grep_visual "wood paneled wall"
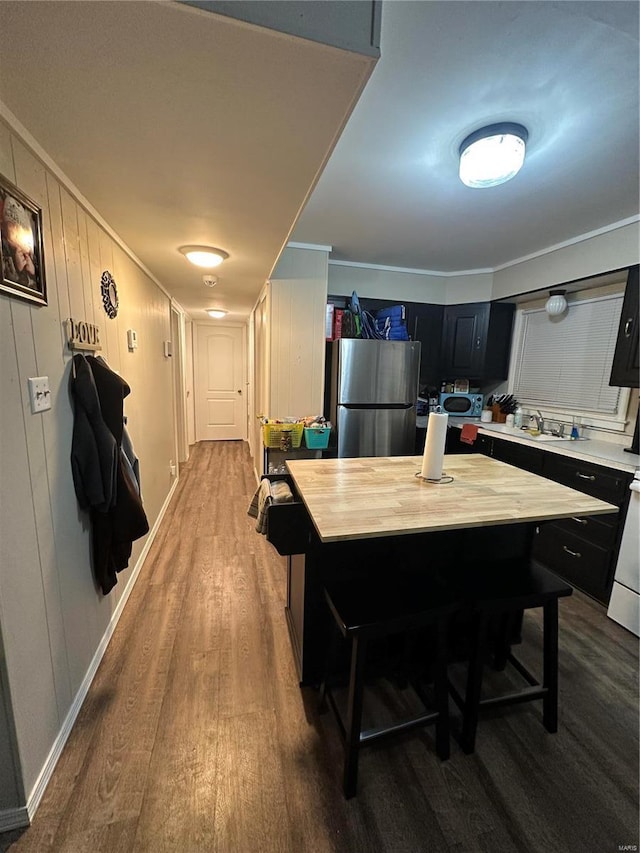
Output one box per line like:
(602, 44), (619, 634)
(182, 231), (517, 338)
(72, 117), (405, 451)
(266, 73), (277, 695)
(269, 246), (328, 420)
(0, 118), (176, 820)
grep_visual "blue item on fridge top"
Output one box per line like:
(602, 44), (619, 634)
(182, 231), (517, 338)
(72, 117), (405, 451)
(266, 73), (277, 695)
(374, 305), (409, 340)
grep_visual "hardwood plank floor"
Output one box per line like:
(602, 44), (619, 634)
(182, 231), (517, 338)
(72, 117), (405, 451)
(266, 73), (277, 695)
(4, 441), (638, 852)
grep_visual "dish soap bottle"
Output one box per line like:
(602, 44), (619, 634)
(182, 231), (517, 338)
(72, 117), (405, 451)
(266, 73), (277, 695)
(513, 406), (523, 429)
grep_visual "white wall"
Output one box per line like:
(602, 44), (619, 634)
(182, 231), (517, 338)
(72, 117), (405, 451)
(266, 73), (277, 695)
(269, 246), (329, 418)
(0, 116), (176, 824)
(328, 262), (494, 304)
(327, 221), (640, 308)
(491, 221), (640, 300)
(328, 262), (448, 303)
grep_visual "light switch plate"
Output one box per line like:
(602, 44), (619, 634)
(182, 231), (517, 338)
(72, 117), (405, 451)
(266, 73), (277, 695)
(28, 376), (51, 413)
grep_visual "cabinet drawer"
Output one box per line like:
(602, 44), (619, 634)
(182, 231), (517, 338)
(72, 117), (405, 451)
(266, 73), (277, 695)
(267, 501), (312, 556)
(532, 523), (612, 603)
(553, 511), (619, 548)
(542, 455), (631, 505)
(260, 475), (312, 556)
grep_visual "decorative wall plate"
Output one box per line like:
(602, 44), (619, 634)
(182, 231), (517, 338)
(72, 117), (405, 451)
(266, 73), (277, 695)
(100, 270), (119, 318)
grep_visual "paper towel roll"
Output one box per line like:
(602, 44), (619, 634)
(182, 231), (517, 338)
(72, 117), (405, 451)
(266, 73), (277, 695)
(420, 412), (448, 480)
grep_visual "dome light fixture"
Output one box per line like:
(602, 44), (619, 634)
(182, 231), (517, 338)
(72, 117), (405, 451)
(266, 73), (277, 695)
(206, 309), (227, 319)
(545, 290), (568, 316)
(179, 245), (229, 268)
(459, 122), (528, 188)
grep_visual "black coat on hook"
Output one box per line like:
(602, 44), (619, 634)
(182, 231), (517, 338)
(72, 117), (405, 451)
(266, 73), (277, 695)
(70, 354), (149, 595)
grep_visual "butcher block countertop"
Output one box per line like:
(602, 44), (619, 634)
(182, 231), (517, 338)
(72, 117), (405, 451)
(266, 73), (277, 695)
(286, 453), (617, 543)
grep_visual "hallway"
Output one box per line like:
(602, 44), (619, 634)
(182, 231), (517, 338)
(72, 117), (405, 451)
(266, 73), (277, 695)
(3, 441), (638, 852)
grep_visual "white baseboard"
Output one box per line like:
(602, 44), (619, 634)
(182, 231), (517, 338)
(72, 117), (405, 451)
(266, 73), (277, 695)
(17, 477), (180, 828)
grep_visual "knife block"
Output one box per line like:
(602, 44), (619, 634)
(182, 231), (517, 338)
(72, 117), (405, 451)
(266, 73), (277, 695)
(491, 405), (507, 423)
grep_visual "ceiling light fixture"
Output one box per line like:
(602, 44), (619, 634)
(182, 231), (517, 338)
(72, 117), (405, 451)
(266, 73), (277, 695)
(179, 245), (229, 268)
(206, 309), (227, 319)
(459, 122), (528, 188)
(545, 290), (568, 316)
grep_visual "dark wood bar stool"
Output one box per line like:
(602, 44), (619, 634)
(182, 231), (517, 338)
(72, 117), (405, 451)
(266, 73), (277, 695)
(449, 560), (573, 755)
(319, 572), (459, 798)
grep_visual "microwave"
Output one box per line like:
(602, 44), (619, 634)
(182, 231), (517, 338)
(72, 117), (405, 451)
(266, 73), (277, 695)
(439, 392), (483, 417)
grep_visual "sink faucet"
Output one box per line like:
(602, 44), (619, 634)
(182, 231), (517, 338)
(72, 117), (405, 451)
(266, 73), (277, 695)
(531, 411), (545, 433)
(548, 420), (565, 437)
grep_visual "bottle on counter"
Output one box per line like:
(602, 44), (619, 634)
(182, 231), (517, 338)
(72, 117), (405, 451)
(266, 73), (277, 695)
(514, 406), (524, 429)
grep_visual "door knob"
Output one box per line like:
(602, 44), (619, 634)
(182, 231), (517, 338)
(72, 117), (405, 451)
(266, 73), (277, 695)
(237, 389), (242, 395)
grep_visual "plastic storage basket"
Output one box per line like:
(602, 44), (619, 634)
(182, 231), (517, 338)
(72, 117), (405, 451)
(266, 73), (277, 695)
(304, 426), (331, 449)
(262, 422), (304, 449)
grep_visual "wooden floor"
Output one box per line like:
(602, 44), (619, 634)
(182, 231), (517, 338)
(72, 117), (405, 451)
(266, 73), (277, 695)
(3, 441), (638, 853)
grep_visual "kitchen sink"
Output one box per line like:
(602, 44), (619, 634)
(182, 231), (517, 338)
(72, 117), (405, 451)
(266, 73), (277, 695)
(479, 423), (588, 442)
(521, 432), (588, 442)
(522, 433), (571, 442)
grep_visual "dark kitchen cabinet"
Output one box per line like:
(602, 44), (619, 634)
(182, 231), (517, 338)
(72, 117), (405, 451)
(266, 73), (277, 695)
(609, 265), (639, 388)
(445, 425), (493, 455)
(330, 295), (444, 389)
(531, 454), (632, 605)
(412, 306), (444, 387)
(441, 301), (515, 380)
(447, 425), (632, 604)
(491, 436), (544, 476)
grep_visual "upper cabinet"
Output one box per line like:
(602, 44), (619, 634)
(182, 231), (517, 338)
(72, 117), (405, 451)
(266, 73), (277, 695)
(609, 265), (639, 388)
(441, 302), (515, 380)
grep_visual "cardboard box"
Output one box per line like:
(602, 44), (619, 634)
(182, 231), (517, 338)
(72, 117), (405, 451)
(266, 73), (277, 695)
(325, 303), (334, 340)
(333, 308), (344, 340)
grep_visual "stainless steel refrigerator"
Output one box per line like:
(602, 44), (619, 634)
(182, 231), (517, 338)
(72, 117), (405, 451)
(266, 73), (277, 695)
(329, 339), (421, 457)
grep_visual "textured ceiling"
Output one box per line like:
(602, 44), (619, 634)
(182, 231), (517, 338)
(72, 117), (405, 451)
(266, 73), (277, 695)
(0, 1), (374, 319)
(293, 1), (640, 274)
(0, 1), (637, 321)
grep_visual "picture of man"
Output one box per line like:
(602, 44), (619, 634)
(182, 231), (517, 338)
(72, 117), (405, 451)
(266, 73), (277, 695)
(0, 188), (38, 290)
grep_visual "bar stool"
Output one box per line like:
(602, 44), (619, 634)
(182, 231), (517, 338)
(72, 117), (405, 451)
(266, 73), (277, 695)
(319, 571), (459, 798)
(449, 560), (573, 755)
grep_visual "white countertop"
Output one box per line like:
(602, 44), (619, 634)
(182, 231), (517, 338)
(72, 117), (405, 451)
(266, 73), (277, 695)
(448, 417), (639, 474)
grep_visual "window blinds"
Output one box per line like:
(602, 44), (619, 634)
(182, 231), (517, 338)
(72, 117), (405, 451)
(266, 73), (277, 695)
(512, 294), (623, 413)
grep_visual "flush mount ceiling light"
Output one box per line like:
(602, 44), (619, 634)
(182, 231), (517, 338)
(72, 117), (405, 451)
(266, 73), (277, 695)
(206, 309), (227, 319)
(545, 290), (568, 316)
(179, 245), (229, 268)
(459, 122), (528, 188)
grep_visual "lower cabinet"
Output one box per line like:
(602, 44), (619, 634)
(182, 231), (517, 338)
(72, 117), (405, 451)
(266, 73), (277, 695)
(531, 454), (631, 606)
(491, 436), (544, 475)
(286, 554), (306, 679)
(447, 426), (632, 605)
(533, 518), (617, 604)
(445, 426), (493, 455)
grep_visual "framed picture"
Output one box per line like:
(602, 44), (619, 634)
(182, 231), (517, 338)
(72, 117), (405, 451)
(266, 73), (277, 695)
(0, 174), (47, 306)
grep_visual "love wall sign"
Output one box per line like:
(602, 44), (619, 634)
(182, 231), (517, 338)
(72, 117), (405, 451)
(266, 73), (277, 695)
(65, 318), (102, 351)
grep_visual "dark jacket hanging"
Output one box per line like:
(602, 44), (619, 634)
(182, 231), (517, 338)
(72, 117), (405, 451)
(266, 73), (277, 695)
(70, 354), (149, 595)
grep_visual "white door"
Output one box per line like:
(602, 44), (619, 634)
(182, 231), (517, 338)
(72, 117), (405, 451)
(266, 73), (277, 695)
(195, 324), (246, 441)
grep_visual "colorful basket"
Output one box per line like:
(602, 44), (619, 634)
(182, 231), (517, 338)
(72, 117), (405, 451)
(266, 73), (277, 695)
(304, 426), (331, 449)
(262, 422), (304, 449)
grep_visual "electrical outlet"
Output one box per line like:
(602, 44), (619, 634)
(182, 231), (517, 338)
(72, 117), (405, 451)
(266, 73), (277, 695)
(28, 377), (51, 413)
(169, 461), (177, 477)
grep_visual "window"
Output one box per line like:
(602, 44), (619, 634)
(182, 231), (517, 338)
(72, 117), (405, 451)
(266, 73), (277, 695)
(510, 292), (628, 429)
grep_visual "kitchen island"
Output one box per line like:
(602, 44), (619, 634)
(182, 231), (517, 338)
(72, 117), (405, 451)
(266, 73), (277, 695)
(278, 454), (616, 683)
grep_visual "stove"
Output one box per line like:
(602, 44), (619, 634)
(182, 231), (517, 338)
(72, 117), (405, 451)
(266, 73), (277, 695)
(607, 470), (640, 636)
